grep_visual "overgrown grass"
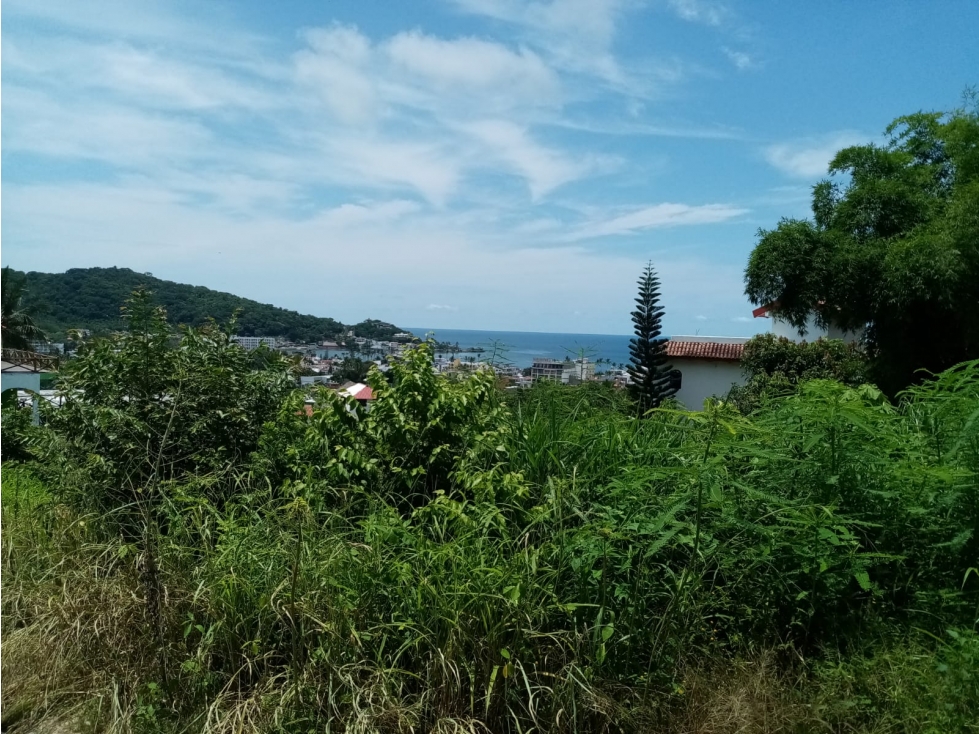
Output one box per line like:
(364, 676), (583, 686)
(3, 347), (978, 733)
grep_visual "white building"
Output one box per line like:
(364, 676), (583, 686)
(666, 336), (748, 410)
(562, 358), (596, 384)
(232, 336), (277, 350)
(752, 304), (863, 343)
(300, 375), (333, 386)
(2, 349), (59, 424)
(530, 357), (565, 382)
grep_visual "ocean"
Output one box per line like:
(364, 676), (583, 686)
(405, 328), (636, 369)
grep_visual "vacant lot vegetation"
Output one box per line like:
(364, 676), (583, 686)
(3, 302), (978, 733)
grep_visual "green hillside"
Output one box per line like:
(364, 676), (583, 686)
(11, 267), (399, 343)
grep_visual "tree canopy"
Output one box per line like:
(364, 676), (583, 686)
(1, 266), (45, 350)
(745, 99), (979, 394)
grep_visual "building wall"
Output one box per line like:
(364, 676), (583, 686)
(530, 360), (565, 381)
(232, 336), (277, 349)
(300, 375), (333, 386)
(770, 315), (862, 343)
(562, 359), (596, 384)
(1, 372), (42, 393)
(673, 358), (745, 410)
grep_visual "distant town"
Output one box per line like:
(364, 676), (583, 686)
(13, 303), (853, 417)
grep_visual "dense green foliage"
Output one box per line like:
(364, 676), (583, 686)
(3, 299), (978, 732)
(347, 318), (405, 341)
(627, 263), (675, 413)
(745, 102), (979, 394)
(1, 266), (45, 349)
(729, 333), (869, 413)
(34, 290), (296, 524)
(7, 266), (403, 343)
(332, 355), (372, 383)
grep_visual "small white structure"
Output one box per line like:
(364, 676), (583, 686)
(231, 336), (277, 350)
(2, 349), (58, 424)
(562, 358), (596, 384)
(666, 336), (747, 410)
(300, 375), (333, 386)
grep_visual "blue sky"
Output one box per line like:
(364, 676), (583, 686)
(2, 0), (976, 335)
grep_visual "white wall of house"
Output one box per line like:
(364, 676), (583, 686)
(1, 372), (41, 393)
(672, 358), (744, 410)
(769, 315), (862, 343)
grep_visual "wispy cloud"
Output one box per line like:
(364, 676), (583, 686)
(426, 304), (459, 311)
(571, 203), (748, 240)
(667, 0), (729, 27)
(765, 132), (867, 179)
(447, 0), (677, 96)
(723, 47), (753, 71)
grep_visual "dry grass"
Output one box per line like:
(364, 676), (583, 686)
(672, 653), (806, 734)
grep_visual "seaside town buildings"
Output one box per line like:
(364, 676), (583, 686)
(232, 335), (278, 350)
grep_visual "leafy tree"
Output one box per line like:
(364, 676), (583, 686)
(349, 319), (401, 340)
(1, 266), (45, 349)
(34, 289), (295, 522)
(334, 356), (371, 383)
(627, 262), (676, 413)
(729, 333), (869, 413)
(745, 100), (979, 394)
(255, 342), (506, 508)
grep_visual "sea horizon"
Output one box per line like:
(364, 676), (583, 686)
(405, 327), (639, 369)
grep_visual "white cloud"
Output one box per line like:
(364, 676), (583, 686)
(295, 25), (379, 125)
(2, 85), (216, 168)
(426, 304), (459, 311)
(572, 202), (748, 239)
(731, 316), (752, 323)
(765, 132), (867, 179)
(447, 0), (651, 94)
(449, 0), (622, 52)
(316, 135), (462, 206)
(667, 0), (728, 26)
(696, 314), (708, 321)
(462, 119), (590, 198)
(723, 47), (753, 71)
(384, 31), (561, 109)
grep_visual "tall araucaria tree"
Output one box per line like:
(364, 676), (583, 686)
(627, 262), (676, 414)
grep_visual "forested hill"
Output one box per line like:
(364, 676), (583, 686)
(12, 267), (399, 342)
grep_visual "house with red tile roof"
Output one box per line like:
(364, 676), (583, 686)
(665, 336), (747, 410)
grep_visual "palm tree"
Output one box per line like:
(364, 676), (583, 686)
(1, 267), (45, 350)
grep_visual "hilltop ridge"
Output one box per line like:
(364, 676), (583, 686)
(9, 266), (401, 342)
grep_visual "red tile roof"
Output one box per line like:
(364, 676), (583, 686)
(349, 384), (374, 401)
(666, 341), (744, 361)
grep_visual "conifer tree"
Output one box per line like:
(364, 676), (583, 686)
(627, 263), (675, 413)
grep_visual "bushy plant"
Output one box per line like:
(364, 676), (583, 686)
(4, 329), (978, 733)
(33, 289), (295, 520)
(729, 333), (869, 413)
